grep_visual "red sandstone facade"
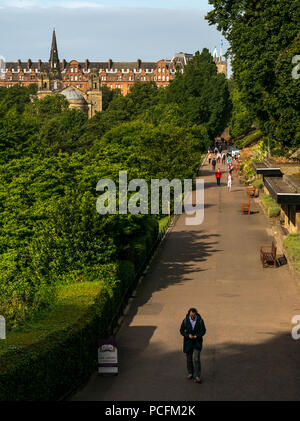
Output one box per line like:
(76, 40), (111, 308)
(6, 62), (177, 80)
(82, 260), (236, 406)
(0, 31), (227, 96)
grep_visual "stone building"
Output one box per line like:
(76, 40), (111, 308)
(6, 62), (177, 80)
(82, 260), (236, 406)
(0, 31), (228, 117)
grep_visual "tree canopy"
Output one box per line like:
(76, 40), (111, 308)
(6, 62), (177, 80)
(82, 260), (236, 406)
(206, 0), (300, 148)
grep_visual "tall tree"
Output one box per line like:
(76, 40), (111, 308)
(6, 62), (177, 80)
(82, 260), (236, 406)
(206, 0), (300, 147)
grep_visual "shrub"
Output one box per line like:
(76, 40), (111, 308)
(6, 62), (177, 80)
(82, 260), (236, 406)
(235, 130), (263, 149)
(252, 178), (264, 190)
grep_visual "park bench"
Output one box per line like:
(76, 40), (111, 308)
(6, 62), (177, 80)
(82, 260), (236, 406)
(241, 201), (251, 214)
(260, 241), (277, 268)
(247, 186), (257, 198)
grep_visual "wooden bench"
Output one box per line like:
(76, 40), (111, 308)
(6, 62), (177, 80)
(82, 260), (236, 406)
(260, 241), (277, 268)
(241, 201), (251, 214)
(247, 186), (256, 198)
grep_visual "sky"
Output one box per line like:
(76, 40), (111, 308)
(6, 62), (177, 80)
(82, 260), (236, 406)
(0, 0), (229, 64)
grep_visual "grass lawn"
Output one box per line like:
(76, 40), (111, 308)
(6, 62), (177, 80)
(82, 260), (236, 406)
(261, 194), (281, 218)
(283, 234), (300, 273)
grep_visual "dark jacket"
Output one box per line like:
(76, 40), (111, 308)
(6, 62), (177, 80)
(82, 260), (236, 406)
(180, 313), (206, 353)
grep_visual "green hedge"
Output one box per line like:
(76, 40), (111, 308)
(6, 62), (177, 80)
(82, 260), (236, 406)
(261, 194), (281, 218)
(235, 130), (263, 149)
(283, 234), (300, 273)
(0, 281), (118, 401)
(124, 216), (159, 273)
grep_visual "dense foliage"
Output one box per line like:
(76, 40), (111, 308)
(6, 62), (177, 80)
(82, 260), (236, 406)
(207, 0), (300, 149)
(0, 49), (231, 329)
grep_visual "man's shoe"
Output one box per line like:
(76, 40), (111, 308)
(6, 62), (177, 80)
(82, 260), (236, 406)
(194, 377), (202, 383)
(187, 374), (193, 380)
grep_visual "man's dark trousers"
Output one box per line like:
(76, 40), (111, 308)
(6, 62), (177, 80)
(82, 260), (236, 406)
(186, 348), (201, 378)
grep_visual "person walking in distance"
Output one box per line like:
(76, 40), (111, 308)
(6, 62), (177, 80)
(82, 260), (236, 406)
(208, 152), (212, 165)
(212, 157), (217, 171)
(180, 308), (206, 383)
(227, 173), (232, 192)
(215, 168), (222, 186)
(217, 152), (222, 164)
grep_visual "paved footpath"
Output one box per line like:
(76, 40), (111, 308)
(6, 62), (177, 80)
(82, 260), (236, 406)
(73, 160), (300, 401)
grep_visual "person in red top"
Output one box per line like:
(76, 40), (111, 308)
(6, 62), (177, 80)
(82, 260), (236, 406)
(215, 168), (222, 186)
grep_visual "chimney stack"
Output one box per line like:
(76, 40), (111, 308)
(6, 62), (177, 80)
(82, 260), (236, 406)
(38, 59), (42, 70)
(27, 59), (32, 71)
(108, 59), (113, 71)
(85, 59), (89, 72)
(61, 59), (66, 71)
(137, 59), (142, 71)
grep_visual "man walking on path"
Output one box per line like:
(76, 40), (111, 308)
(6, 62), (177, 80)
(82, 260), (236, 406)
(180, 308), (206, 383)
(215, 168), (222, 186)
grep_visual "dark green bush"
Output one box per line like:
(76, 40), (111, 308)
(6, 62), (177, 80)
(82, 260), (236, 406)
(0, 281), (116, 401)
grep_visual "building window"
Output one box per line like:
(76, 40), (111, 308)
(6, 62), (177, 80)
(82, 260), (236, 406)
(71, 76), (73, 81)
(158, 75), (161, 81)
(162, 68), (165, 73)
(75, 76), (78, 81)
(162, 75), (165, 81)
(166, 76), (169, 81)
(71, 68), (74, 73)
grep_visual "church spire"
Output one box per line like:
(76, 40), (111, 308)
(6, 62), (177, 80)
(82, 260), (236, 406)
(49, 29), (60, 70)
